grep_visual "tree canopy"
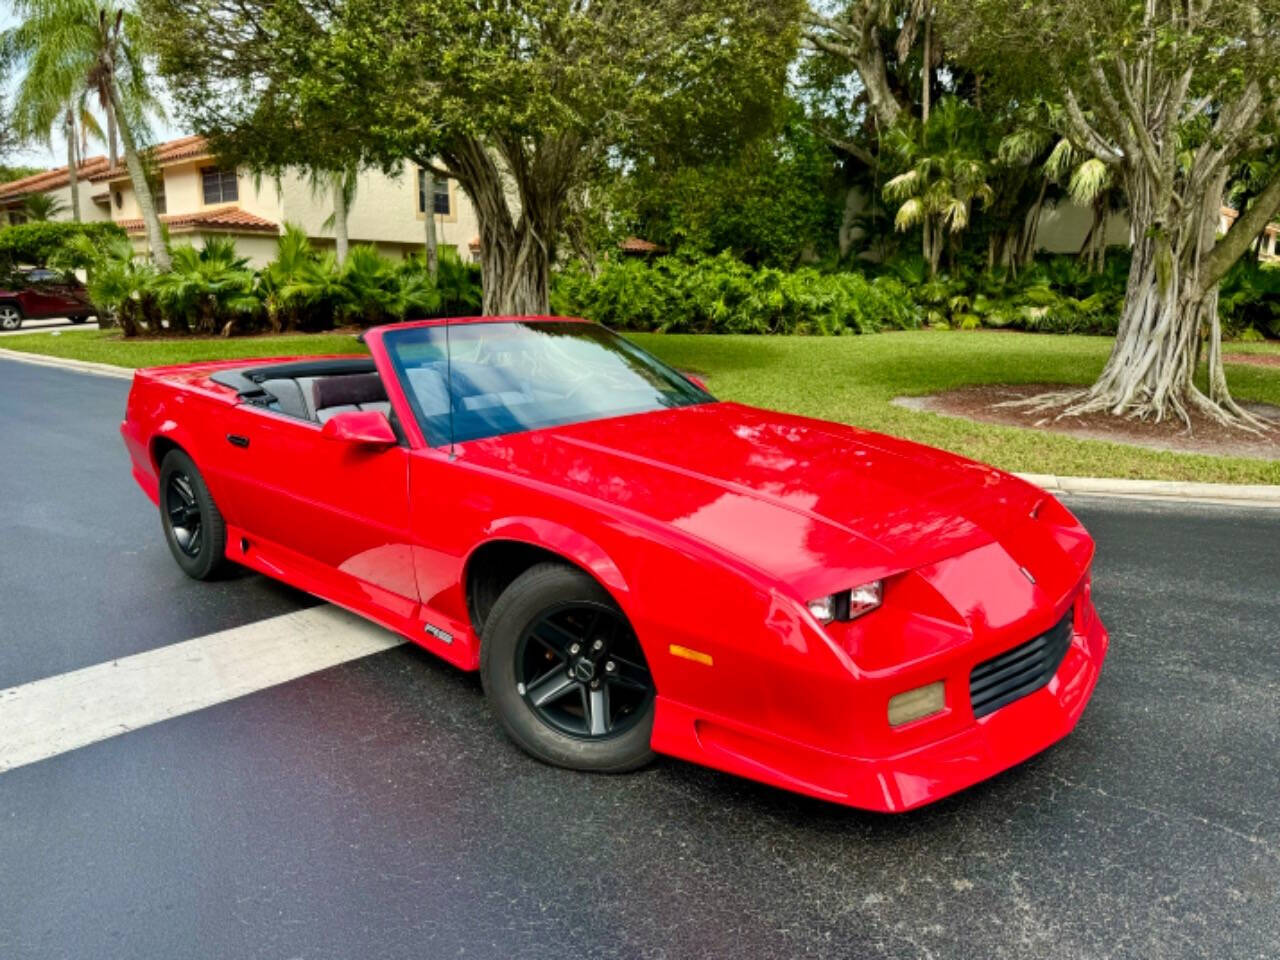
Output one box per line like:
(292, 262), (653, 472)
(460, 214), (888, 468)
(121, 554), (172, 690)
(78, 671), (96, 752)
(144, 0), (801, 313)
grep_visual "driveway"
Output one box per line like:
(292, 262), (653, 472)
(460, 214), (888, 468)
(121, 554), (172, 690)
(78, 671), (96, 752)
(0, 357), (1276, 960)
(0, 316), (99, 337)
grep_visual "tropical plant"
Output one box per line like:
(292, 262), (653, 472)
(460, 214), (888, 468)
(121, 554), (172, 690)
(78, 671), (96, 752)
(20, 192), (69, 222)
(50, 229), (157, 334)
(259, 223), (322, 331)
(883, 99), (995, 277)
(9, 0), (170, 269)
(429, 248), (483, 316)
(1218, 259), (1280, 340)
(552, 251), (920, 335)
(9, 78), (102, 223)
(150, 237), (259, 334)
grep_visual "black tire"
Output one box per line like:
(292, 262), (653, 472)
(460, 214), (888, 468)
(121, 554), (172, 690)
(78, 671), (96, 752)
(480, 562), (656, 773)
(69, 315), (89, 324)
(158, 449), (229, 580)
(0, 302), (23, 331)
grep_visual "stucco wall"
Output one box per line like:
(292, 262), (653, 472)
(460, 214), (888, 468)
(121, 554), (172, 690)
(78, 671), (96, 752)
(1033, 203), (1130, 254)
(1, 182), (112, 224)
(278, 165), (480, 258)
(130, 230), (281, 267)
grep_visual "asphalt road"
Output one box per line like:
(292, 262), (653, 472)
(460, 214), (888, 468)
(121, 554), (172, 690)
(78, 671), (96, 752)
(1, 356), (1277, 959)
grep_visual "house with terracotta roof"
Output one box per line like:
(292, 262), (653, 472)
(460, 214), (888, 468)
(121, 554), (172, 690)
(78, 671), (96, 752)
(0, 134), (481, 267)
(1220, 205), (1280, 261)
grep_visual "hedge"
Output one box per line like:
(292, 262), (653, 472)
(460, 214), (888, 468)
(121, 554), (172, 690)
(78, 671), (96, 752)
(0, 221), (130, 269)
(551, 252), (921, 335)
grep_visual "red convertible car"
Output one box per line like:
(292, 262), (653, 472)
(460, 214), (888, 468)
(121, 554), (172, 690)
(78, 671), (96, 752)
(121, 316), (1108, 812)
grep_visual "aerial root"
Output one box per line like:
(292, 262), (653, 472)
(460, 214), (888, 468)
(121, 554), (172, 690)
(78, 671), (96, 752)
(996, 387), (1274, 436)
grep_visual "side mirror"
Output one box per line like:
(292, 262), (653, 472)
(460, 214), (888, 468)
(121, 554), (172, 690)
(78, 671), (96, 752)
(320, 410), (398, 447)
(681, 371), (710, 392)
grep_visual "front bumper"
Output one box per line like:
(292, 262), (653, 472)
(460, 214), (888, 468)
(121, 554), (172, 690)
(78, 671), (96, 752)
(650, 595), (1109, 812)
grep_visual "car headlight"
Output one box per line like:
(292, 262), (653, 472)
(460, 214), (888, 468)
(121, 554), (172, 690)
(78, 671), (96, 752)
(807, 580), (883, 624)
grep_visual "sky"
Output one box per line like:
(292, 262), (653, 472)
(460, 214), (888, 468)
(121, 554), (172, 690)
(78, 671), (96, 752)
(2, 5), (187, 170)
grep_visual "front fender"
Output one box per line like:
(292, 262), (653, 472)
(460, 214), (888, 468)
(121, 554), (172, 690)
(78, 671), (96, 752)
(479, 516), (632, 600)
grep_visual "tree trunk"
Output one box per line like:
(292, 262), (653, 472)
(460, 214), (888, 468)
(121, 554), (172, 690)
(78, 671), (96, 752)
(106, 100), (119, 169)
(1019, 179), (1048, 267)
(1035, 168), (1254, 428)
(422, 167), (438, 277)
(477, 215), (551, 315)
(445, 138), (552, 315)
(924, 218), (942, 277)
(109, 79), (170, 271)
(65, 108), (81, 223)
(921, 12), (932, 126)
(332, 171), (349, 265)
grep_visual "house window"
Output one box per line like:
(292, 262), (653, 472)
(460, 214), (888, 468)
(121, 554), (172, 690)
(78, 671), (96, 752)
(201, 167), (238, 205)
(417, 169), (451, 216)
(154, 186), (166, 215)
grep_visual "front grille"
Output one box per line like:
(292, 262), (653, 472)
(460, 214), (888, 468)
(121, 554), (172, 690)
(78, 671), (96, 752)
(969, 608), (1074, 718)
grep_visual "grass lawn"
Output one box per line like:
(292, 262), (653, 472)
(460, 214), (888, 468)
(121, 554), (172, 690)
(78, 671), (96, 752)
(4, 327), (1278, 484)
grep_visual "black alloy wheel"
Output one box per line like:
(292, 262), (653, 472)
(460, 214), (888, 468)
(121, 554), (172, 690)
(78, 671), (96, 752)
(480, 563), (657, 773)
(158, 449), (229, 580)
(166, 472), (204, 558)
(515, 603), (654, 740)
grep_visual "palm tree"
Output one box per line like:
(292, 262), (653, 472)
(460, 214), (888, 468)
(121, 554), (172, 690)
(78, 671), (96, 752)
(11, 87), (99, 222)
(21, 192), (69, 221)
(421, 166), (439, 277)
(307, 165), (358, 265)
(8, 0), (170, 270)
(883, 98), (994, 276)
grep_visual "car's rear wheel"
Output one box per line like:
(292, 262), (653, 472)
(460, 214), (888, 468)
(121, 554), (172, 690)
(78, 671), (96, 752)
(480, 563), (656, 772)
(0, 304), (23, 331)
(69, 315), (89, 324)
(159, 449), (229, 580)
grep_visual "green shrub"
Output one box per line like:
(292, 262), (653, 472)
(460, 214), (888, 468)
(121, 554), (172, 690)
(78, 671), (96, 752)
(552, 251), (920, 334)
(0, 221), (129, 270)
(63, 225), (484, 337)
(877, 252), (1127, 335)
(1219, 259), (1280, 339)
(151, 238), (261, 335)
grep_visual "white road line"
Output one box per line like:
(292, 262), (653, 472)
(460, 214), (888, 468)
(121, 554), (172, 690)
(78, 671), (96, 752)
(0, 605), (405, 773)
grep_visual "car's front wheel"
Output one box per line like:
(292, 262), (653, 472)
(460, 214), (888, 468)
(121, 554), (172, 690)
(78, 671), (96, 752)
(159, 449), (229, 580)
(0, 303), (23, 331)
(480, 563), (656, 772)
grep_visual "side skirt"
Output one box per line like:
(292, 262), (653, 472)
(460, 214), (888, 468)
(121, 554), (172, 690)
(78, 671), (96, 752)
(223, 522), (480, 672)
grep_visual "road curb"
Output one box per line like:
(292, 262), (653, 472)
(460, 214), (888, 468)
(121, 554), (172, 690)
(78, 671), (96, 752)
(0, 347), (133, 380)
(1016, 473), (1280, 508)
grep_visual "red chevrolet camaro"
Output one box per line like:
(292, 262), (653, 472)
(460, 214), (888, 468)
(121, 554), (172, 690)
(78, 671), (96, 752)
(121, 316), (1108, 811)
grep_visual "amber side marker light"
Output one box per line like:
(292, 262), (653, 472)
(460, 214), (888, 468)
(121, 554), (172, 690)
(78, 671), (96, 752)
(669, 644), (713, 666)
(888, 681), (946, 727)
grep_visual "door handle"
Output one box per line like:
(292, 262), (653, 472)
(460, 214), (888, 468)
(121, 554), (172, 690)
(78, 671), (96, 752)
(226, 434), (250, 448)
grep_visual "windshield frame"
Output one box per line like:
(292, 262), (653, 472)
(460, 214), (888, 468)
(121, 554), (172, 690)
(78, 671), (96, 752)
(381, 319), (715, 448)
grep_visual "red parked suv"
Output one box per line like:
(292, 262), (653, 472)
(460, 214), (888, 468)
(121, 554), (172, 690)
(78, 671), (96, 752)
(0, 268), (97, 331)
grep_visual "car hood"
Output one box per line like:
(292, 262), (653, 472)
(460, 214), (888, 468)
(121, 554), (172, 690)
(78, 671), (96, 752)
(466, 402), (1089, 598)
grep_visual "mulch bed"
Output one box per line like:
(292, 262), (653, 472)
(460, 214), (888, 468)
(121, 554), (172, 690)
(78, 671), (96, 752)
(901, 383), (1280, 460)
(1225, 353), (1280, 368)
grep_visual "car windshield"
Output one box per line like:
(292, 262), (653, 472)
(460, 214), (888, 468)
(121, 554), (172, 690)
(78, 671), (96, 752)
(383, 320), (713, 445)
